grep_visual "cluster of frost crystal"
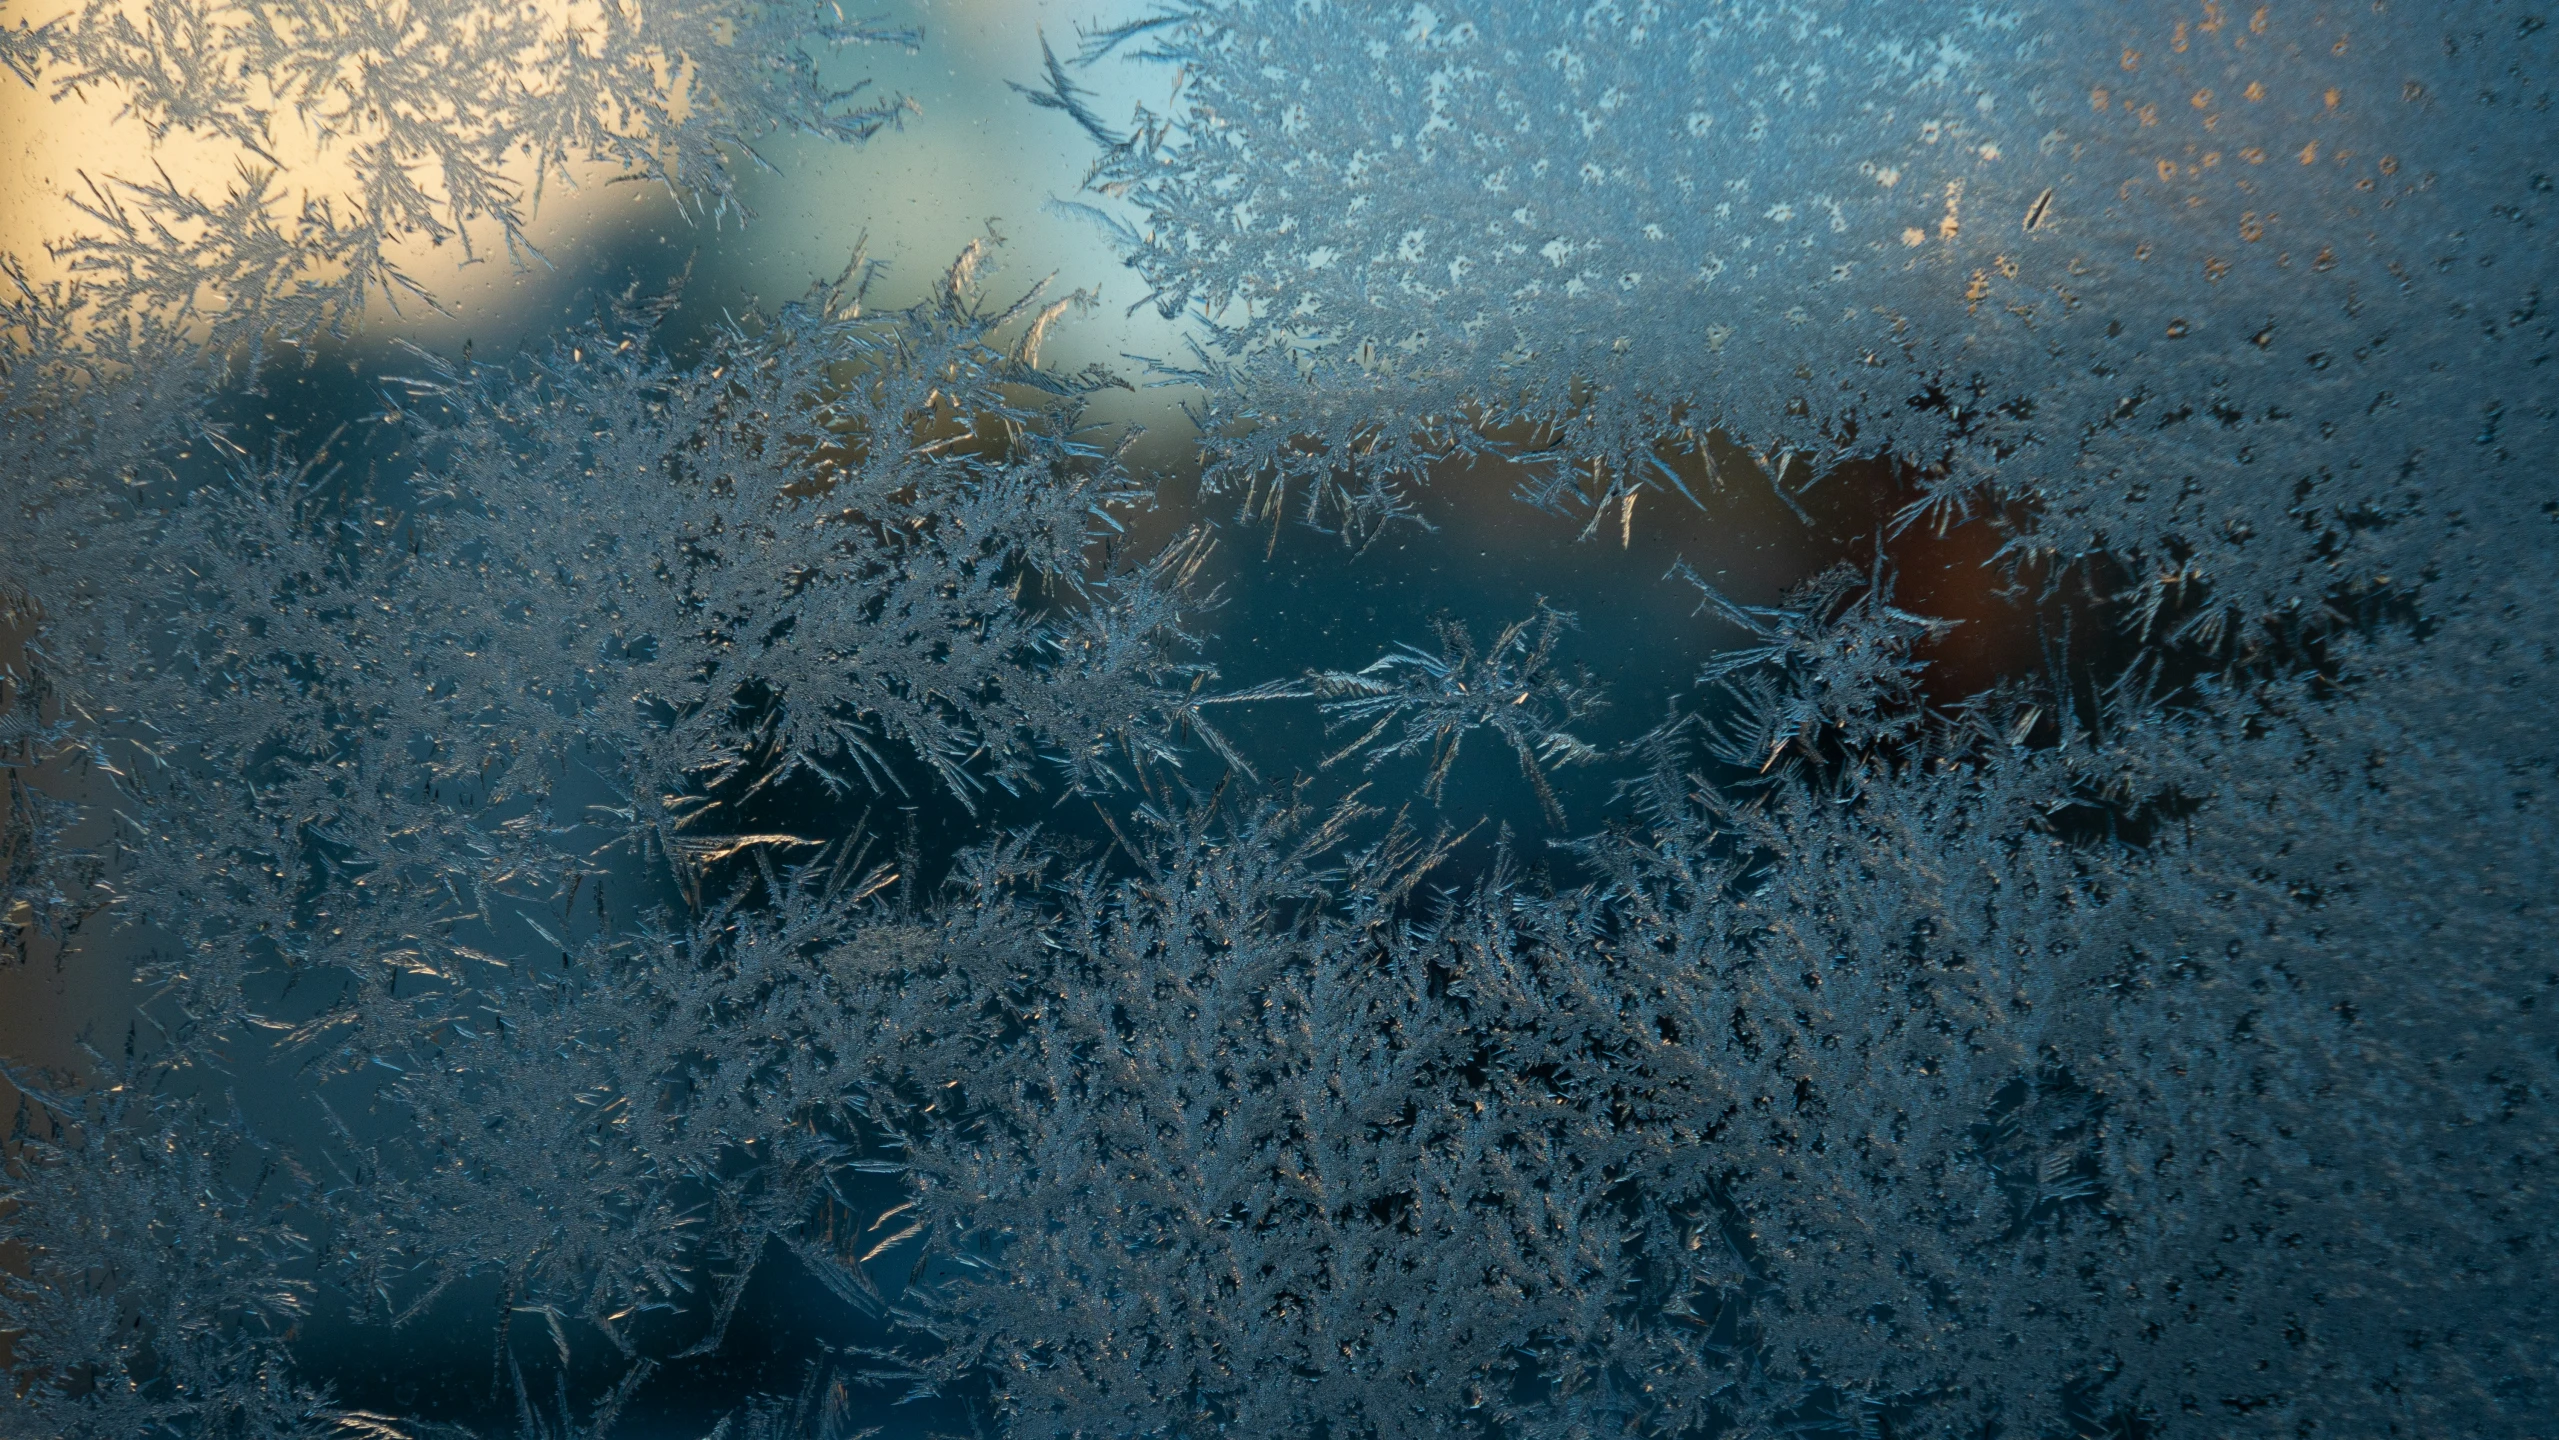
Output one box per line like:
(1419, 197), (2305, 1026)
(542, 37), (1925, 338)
(1053, 1), (2554, 620)
(1, 3), (2553, 1438)
(3, 0), (913, 337)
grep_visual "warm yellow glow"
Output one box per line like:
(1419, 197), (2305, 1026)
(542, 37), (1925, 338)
(0, 0), (791, 333)
(0, 0), (1192, 386)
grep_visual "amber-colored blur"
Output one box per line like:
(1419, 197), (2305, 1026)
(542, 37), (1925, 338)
(0, 0), (1189, 373)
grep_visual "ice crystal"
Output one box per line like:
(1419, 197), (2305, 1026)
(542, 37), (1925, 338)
(1212, 602), (1604, 822)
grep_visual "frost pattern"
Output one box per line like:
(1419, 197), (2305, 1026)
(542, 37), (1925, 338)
(1212, 602), (1605, 822)
(774, 612), (2559, 1439)
(1048, 1), (2554, 618)
(2, 2), (2554, 1438)
(12, 251), (1210, 1058)
(1673, 559), (1959, 777)
(0, 0), (917, 608)
(0, 1076), (336, 1439)
(6, 0), (914, 336)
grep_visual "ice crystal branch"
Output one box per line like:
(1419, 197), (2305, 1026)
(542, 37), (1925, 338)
(1673, 558), (1959, 779)
(1213, 603), (1604, 824)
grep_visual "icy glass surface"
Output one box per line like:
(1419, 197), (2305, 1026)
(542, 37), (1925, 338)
(1, 2), (2551, 1438)
(1053, 1), (2553, 611)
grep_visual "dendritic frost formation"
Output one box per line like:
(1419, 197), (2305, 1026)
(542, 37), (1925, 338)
(1046, 0), (2552, 618)
(2, 3), (2553, 1439)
